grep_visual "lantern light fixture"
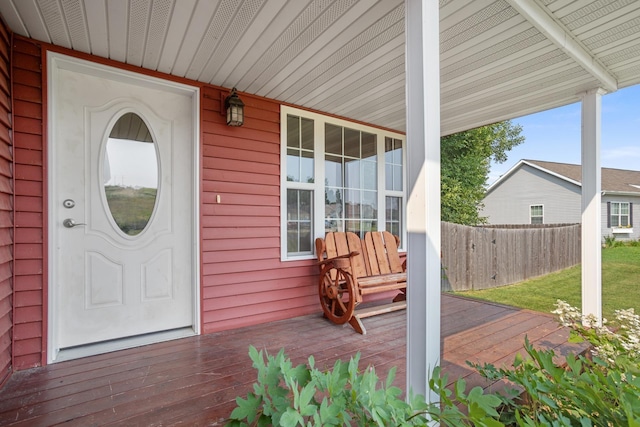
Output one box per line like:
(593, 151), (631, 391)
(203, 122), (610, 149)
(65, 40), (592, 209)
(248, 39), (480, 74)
(224, 87), (244, 127)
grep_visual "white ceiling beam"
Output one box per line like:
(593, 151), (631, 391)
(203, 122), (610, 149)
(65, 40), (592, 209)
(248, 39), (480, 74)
(506, 0), (618, 93)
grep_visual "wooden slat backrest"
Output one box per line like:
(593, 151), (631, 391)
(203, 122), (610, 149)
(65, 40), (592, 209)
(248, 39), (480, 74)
(321, 232), (368, 279)
(363, 231), (403, 275)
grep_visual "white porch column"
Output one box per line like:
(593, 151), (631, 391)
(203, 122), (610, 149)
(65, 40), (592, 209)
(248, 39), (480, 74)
(405, 0), (441, 400)
(581, 88), (605, 323)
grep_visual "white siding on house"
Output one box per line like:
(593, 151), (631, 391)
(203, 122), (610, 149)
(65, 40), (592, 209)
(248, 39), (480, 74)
(482, 164), (581, 224)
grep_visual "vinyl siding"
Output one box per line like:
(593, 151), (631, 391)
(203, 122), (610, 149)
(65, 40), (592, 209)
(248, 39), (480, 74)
(0, 20), (12, 385)
(12, 38), (43, 370)
(482, 164), (581, 224)
(200, 87), (318, 334)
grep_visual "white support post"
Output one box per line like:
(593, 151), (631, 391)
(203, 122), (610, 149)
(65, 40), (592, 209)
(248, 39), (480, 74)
(581, 88), (605, 324)
(405, 0), (441, 401)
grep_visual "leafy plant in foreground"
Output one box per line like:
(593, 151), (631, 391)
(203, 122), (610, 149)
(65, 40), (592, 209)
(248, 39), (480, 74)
(472, 301), (640, 426)
(226, 300), (640, 426)
(225, 346), (503, 426)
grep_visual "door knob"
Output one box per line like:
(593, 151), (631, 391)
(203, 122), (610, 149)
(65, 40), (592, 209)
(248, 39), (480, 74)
(63, 218), (86, 228)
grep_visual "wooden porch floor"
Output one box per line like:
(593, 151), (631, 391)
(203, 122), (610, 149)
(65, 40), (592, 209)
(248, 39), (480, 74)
(0, 294), (586, 426)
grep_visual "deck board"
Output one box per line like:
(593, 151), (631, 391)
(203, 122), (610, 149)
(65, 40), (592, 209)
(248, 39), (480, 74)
(0, 294), (587, 426)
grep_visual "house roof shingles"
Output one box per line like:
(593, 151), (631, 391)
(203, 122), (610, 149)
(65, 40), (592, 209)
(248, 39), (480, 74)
(525, 159), (640, 194)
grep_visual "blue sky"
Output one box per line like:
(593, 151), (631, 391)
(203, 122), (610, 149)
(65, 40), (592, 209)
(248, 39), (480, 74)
(488, 84), (640, 185)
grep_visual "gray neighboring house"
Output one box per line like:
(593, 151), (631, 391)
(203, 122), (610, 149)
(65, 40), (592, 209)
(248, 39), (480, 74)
(482, 159), (640, 241)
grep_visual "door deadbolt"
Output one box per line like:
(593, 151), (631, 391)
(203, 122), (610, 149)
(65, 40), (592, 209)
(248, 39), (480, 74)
(63, 199), (75, 209)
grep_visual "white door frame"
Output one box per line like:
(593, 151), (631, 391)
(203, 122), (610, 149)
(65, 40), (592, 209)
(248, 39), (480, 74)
(46, 52), (201, 363)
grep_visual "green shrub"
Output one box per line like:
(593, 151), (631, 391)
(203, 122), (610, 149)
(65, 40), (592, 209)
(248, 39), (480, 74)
(225, 346), (503, 426)
(226, 301), (640, 426)
(473, 301), (640, 425)
(603, 234), (621, 248)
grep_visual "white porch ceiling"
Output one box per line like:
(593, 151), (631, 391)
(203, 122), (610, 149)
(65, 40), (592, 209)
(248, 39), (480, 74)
(1, 0), (640, 135)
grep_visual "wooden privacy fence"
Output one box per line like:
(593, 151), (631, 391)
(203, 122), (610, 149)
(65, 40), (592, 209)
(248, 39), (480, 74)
(441, 222), (581, 291)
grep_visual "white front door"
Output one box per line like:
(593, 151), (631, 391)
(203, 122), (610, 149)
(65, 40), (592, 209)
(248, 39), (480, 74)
(48, 54), (199, 361)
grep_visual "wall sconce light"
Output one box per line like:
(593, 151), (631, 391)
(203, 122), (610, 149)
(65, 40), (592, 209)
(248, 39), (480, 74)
(224, 87), (244, 127)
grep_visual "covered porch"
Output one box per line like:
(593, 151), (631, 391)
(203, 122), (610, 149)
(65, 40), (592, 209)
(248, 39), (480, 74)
(0, 0), (638, 406)
(0, 295), (585, 425)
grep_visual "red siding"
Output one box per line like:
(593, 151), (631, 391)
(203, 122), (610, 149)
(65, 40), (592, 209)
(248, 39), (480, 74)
(11, 38), (42, 370)
(0, 20), (12, 386)
(200, 87), (318, 334)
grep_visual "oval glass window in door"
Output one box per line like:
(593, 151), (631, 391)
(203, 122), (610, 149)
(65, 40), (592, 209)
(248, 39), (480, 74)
(103, 112), (158, 236)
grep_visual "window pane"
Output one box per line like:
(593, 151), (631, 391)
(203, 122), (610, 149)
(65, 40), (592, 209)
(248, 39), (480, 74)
(393, 140), (402, 163)
(345, 189), (361, 219)
(346, 220), (360, 235)
(287, 115), (300, 148)
(362, 190), (377, 218)
(385, 137), (403, 191)
(325, 155), (342, 187)
(287, 189), (313, 255)
(621, 203), (629, 215)
(325, 187), (343, 219)
(344, 159), (361, 188)
(362, 161), (376, 190)
(612, 216), (620, 227)
(344, 128), (360, 158)
(362, 220), (377, 232)
(301, 151), (314, 183)
(361, 132), (376, 160)
(386, 196), (401, 238)
(287, 189), (299, 220)
(286, 150), (300, 182)
(385, 164), (393, 191)
(385, 137), (394, 163)
(612, 203), (620, 215)
(325, 219), (342, 233)
(301, 118), (314, 150)
(299, 190), (312, 220)
(299, 221), (312, 252)
(386, 196), (399, 220)
(104, 113), (158, 237)
(393, 165), (402, 191)
(325, 124), (342, 155)
(287, 222), (299, 253)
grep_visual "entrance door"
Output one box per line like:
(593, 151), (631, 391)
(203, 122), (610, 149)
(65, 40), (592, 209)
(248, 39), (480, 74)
(48, 54), (198, 360)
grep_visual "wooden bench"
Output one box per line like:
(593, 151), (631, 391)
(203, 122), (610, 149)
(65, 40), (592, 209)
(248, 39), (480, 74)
(315, 231), (407, 334)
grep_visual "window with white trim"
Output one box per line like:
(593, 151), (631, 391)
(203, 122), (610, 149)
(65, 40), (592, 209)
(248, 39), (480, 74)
(385, 137), (403, 237)
(530, 205), (543, 224)
(281, 107), (405, 259)
(610, 201), (630, 227)
(285, 115), (315, 256)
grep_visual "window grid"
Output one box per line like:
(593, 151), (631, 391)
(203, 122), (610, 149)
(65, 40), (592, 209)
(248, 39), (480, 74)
(287, 189), (313, 255)
(285, 114), (315, 256)
(385, 137), (403, 192)
(324, 123), (377, 237)
(281, 107), (405, 259)
(530, 205), (543, 224)
(611, 202), (630, 227)
(286, 115), (314, 183)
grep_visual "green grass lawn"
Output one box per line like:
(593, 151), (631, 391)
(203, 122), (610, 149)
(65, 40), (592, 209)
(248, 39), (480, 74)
(105, 185), (157, 235)
(455, 245), (640, 320)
